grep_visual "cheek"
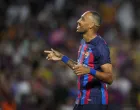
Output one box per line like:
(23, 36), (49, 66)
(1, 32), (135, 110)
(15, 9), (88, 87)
(81, 22), (88, 28)
(81, 24), (87, 30)
(85, 23), (89, 28)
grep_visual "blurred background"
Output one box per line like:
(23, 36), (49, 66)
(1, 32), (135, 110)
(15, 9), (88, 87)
(0, 0), (140, 110)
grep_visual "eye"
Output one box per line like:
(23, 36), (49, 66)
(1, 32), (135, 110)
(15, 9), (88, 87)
(81, 17), (85, 21)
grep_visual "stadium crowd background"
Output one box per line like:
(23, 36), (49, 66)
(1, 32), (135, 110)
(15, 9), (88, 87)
(0, 0), (140, 110)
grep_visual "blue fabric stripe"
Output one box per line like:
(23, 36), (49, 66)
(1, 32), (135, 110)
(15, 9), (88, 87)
(81, 89), (86, 104)
(81, 75), (88, 104)
(81, 46), (90, 104)
(75, 90), (80, 104)
(101, 83), (106, 104)
(80, 44), (86, 104)
(78, 44), (85, 104)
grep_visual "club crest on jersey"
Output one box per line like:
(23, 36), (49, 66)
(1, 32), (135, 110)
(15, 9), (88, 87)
(84, 51), (89, 58)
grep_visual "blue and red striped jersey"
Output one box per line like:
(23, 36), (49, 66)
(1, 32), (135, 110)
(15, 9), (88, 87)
(75, 35), (111, 105)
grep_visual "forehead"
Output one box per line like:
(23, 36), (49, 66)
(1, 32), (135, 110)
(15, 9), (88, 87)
(81, 11), (92, 19)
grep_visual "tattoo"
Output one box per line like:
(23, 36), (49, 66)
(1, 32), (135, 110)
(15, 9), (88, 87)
(66, 59), (77, 69)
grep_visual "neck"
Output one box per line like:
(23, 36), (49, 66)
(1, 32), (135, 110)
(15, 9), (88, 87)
(83, 30), (97, 42)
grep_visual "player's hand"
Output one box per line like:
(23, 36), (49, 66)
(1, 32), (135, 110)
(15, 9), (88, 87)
(73, 64), (90, 75)
(44, 48), (63, 61)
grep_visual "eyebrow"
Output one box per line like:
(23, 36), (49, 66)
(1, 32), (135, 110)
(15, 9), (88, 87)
(81, 16), (85, 20)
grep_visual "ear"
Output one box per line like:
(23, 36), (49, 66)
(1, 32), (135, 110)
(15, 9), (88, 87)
(89, 22), (94, 29)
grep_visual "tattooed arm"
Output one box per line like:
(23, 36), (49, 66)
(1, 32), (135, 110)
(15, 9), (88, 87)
(44, 48), (77, 70)
(65, 59), (77, 69)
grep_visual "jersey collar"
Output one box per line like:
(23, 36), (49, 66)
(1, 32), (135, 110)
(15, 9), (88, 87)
(86, 35), (99, 46)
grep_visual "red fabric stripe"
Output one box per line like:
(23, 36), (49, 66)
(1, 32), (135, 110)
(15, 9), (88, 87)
(80, 44), (88, 64)
(78, 44), (87, 99)
(104, 84), (108, 104)
(84, 74), (93, 104)
(80, 44), (88, 103)
(84, 51), (95, 104)
(77, 45), (83, 101)
(88, 51), (94, 68)
(78, 44), (88, 104)
(77, 76), (81, 98)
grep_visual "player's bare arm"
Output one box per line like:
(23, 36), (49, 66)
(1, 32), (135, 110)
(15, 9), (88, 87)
(66, 59), (77, 69)
(95, 63), (113, 84)
(44, 49), (77, 70)
(73, 63), (113, 85)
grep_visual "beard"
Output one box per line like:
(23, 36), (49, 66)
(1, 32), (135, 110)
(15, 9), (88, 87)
(77, 30), (87, 35)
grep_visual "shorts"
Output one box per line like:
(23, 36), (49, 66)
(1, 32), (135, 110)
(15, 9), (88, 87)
(73, 104), (108, 110)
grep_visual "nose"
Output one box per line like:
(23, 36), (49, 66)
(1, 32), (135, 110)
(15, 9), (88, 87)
(77, 19), (80, 23)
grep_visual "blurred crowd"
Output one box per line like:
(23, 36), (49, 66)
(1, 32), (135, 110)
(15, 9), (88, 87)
(0, 0), (140, 110)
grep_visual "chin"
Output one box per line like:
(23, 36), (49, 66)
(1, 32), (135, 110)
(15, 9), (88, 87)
(77, 31), (85, 35)
(76, 29), (82, 32)
(76, 29), (85, 34)
(76, 26), (81, 32)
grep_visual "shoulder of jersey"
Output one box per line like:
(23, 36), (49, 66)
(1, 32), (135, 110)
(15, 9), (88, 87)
(98, 36), (108, 45)
(89, 36), (106, 47)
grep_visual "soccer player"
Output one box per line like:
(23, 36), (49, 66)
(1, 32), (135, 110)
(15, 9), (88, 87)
(44, 11), (113, 110)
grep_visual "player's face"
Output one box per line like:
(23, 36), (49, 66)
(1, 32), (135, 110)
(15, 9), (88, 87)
(76, 12), (93, 33)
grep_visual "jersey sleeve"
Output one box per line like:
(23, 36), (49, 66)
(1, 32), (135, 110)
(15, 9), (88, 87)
(98, 43), (111, 65)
